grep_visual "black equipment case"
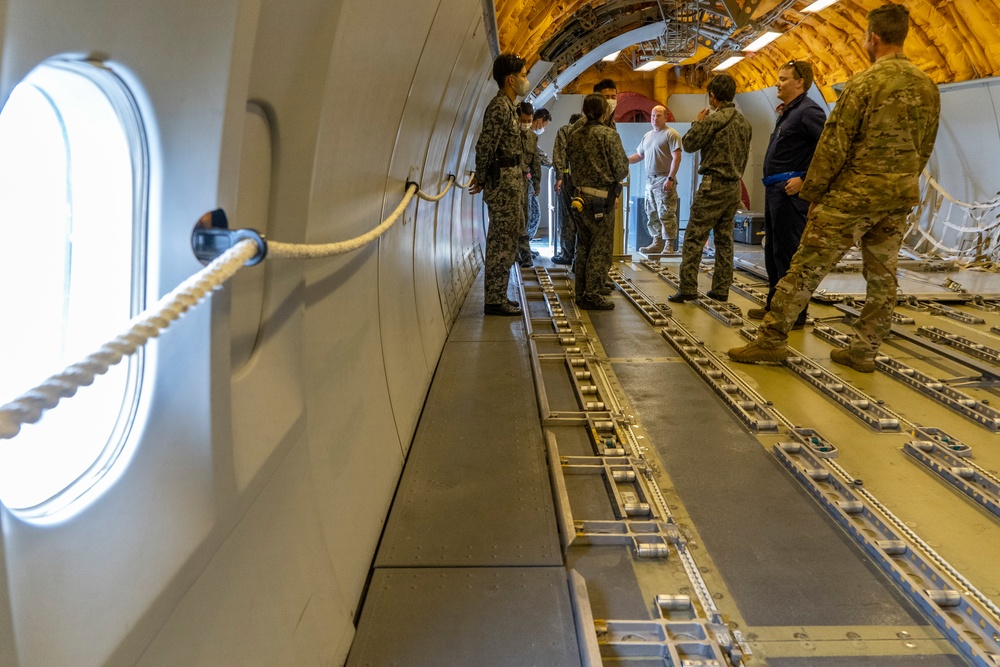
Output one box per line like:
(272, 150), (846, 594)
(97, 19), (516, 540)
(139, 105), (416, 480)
(733, 210), (765, 245)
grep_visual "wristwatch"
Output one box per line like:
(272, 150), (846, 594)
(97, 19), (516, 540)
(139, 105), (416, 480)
(667, 176), (676, 182)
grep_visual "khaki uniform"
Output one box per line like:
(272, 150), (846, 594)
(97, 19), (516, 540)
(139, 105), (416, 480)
(678, 103), (752, 295)
(475, 91), (528, 305)
(756, 53), (941, 355)
(566, 121), (629, 300)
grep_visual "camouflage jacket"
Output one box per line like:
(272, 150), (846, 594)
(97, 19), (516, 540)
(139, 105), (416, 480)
(799, 53), (940, 210)
(565, 121), (629, 190)
(681, 102), (752, 181)
(521, 126), (542, 192)
(552, 123), (574, 177)
(474, 91), (524, 189)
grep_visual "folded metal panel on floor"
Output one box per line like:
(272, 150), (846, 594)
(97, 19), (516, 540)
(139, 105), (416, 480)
(346, 567), (582, 667)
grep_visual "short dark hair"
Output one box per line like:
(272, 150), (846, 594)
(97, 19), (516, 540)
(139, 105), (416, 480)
(593, 79), (617, 93)
(782, 60), (814, 91)
(569, 113), (583, 124)
(533, 108), (552, 122)
(492, 52), (526, 88)
(517, 101), (534, 118)
(707, 73), (736, 103)
(582, 94), (607, 122)
(868, 3), (909, 46)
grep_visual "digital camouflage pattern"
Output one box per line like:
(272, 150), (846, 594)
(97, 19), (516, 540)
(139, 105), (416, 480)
(518, 126), (542, 261)
(754, 53), (940, 354)
(565, 121), (629, 190)
(566, 121), (629, 300)
(521, 126), (542, 193)
(552, 122), (578, 259)
(475, 91), (528, 304)
(799, 54), (940, 210)
(645, 176), (679, 241)
(681, 102), (752, 181)
(677, 103), (751, 295)
(552, 122), (573, 178)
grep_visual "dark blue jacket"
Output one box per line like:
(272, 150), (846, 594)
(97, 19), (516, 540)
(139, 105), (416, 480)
(763, 92), (827, 178)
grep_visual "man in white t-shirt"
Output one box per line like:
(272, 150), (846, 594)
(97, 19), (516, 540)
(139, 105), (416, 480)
(628, 105), (682, 254)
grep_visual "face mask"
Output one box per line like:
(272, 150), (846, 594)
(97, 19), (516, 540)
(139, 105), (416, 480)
(607, 98), (617, 113)
(512, 75), (531, 97)
(533, 127), (545, 136)
(521, 122), (531, 131)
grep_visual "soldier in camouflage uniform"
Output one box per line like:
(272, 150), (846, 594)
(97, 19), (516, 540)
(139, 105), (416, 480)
(469, 53), (531, 316)
(552, 113), (583, 265)
(729, 3), (940, 371)
(516, 102), (540, 267)
(668, 73), (752, 302)
(565, 94), (630, 309)
(525, 108), (553, 262)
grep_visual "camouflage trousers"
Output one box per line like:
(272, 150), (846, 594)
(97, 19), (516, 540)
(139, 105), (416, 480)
(644, 176), (679, 241)
(678, 176), (741, 295)
(558, 175), (578, 260)
(483, 168), (528, 304)
(756, 204), (909, 355)
(518, 187), (541, 261)
(574, 195), (614, 299)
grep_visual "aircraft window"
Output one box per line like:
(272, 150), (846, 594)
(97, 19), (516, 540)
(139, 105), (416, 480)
(0, 60), (147, 519)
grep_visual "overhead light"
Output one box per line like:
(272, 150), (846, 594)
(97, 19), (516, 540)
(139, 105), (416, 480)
(713, 56), (745, 71)
(635, 59), (668, 72)
(602, 51), (621, 62)
(743, 31), (782, 52)
(802, 0), (839, 12)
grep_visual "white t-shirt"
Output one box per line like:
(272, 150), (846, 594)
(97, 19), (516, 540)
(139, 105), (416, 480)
(636, 126), (682, 178)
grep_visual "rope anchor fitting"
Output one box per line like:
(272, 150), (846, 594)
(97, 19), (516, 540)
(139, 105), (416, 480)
(191, 209), (267, 266)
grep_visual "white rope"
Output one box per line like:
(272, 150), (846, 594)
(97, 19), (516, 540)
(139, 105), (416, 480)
(0, 173), (470, 440)
(267, 184), (418, 260)
(416, 176), (454, 202)
(0, 239), (259, 439)
(454, 171), (475, 189)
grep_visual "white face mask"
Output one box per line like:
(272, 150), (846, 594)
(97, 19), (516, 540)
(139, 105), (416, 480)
(533, 127), (545, 136)
(521, 122), (531, 131)
(607, 98), (617, 113)
(513, 75), (531, 97)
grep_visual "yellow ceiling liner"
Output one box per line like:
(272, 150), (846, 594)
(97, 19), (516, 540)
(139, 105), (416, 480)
(495, 0), (1000, 98)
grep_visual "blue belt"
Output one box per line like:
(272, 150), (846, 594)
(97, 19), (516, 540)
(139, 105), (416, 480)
(762, 171), (806, 186)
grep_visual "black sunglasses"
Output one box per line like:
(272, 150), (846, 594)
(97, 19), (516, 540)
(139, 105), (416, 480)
(787, 60), (803, 79)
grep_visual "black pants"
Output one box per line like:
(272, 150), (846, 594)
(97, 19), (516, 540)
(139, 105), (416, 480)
(763, 184), (809, 322)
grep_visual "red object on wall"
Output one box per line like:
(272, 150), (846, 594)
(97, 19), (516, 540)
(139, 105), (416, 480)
(613, 91), (674, 123)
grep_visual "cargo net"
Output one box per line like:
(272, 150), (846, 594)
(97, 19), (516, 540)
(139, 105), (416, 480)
(904, 170), (1000, 267)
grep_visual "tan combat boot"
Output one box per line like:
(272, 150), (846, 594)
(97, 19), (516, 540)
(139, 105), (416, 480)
(728, 342), (790, 363)
(639, 235), (665, 254)
(830, 348), (876, 373)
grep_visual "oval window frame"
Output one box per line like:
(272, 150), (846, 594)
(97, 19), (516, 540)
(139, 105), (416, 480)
(0, 58), (148, 521)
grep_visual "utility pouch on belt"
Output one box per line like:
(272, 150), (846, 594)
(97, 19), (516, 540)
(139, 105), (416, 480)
(590, 196), (606, 220)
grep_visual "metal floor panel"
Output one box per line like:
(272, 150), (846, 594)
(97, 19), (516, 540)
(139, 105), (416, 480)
(768, 657), (969, 666)
(606, 345), (929, 629)
(375, 279), (562, 568)
(565, 546), (650, 621)
(346, 567), (582, 667)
